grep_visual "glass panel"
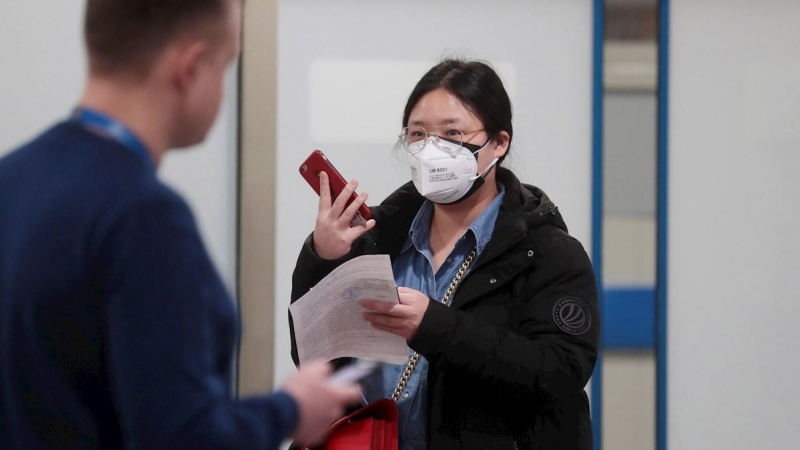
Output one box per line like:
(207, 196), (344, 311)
(601, 1), (658, 449)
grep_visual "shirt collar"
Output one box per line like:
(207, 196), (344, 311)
(401, 183), (506, 255)
(469, 183), (505, 254)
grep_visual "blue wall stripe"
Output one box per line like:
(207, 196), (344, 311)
(590, 0), (604, 449)
(656, 0), (670, 449)
(603, 288), (656, 349)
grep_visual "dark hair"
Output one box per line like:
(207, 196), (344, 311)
(402, 59), (513, 163)
(84, 0), (232, 77)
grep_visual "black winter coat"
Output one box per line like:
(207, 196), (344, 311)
(290, 168), (599, 450)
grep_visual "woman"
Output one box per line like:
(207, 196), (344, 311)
(290, 59), (599, 450)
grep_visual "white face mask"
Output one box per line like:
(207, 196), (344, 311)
(408, 137), (499, 204)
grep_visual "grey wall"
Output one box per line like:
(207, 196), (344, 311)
(604, 92), (657, 217)
(669, 1), (800, 448)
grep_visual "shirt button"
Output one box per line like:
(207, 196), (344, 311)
(489, 278), (497, 284)
(403, 393), (409, 399)
(446, 257), (452, 263)
(527, 250), (534, 257)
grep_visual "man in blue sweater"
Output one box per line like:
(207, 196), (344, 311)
(0, 1), (360, 449)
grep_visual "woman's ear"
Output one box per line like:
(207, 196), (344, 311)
(493, 131), (510, 159)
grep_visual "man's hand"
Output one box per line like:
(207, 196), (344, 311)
(280, 360), (361, 447)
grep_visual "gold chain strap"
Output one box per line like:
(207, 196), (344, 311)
(390, 247), (477, 402)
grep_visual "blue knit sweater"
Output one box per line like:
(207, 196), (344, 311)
(0, 121), (296, 450)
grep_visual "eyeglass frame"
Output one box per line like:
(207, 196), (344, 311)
(397, 126), (489, 154)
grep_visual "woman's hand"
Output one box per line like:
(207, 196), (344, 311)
(360, 287), (430, 340)
(313, 171), (376, 260)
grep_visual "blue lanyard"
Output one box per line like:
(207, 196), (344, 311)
(72, 108), (154, 168)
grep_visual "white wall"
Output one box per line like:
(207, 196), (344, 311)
(0, 0), (86, 155)
(273, 0), (594, 385)
(161, 70), (239, 293)
(0, 0), (239, 291)
(669, 1), (800, 448)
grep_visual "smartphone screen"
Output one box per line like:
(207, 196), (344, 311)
(329, 359), (379, 384)
(299, 150), (372, 225)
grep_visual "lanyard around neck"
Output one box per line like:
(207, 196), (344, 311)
(72, 108), (154, 169)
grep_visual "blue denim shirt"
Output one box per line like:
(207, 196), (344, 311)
(360, 184), (505, 450)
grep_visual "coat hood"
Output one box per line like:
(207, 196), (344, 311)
(497, 168), (569, 234)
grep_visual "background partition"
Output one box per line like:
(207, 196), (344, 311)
(237, 0), (279, 396)
(669, 1), (800, 448)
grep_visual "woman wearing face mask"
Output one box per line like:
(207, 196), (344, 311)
(289, 59), (599, 450)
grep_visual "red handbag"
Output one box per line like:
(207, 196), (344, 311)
(301, 398), (398, 450)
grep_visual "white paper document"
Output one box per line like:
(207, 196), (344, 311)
(289, 255), (409, 365)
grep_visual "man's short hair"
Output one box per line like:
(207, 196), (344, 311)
(84, 0), (231, 77)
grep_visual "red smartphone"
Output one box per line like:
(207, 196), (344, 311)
(299, 150), (372, 225)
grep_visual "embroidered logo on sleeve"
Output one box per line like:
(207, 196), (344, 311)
(553, 297), (591, 335)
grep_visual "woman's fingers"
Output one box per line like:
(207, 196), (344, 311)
(330, 179), (359, 217)
(341, 190), (368, 223)
(313, 174), (375, 260)
(317, 171), (332, 212)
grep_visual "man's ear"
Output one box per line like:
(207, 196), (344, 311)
(171, 40), (209, 94)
